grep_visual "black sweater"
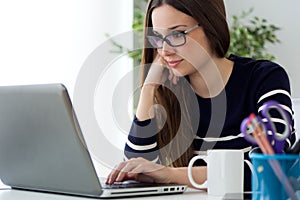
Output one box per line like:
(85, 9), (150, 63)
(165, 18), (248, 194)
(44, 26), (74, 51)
(124, 55), (296, 191)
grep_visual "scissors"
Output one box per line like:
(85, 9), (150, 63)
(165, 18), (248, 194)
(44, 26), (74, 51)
(240, 100), (291, 153)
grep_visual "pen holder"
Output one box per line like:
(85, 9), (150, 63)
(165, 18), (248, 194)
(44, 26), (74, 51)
(249, 151), (300, 200)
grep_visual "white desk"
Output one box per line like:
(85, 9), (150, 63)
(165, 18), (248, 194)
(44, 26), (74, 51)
(0, 188), (224, 200)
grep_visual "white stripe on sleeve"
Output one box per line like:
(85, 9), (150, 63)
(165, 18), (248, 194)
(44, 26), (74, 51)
(257, 89), (291, 104)
(126, 139), (157, 151)
(195, 133), (244, 142)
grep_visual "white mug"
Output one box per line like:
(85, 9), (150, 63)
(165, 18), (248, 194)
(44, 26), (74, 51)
(188, 149), (244, 196)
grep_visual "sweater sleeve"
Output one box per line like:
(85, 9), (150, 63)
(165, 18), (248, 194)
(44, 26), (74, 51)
(252, 62), (296, 150)
(123, 116), (160, 163)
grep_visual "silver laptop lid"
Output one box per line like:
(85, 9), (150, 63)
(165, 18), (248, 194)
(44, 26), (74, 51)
(0, 84), (103, 197)
(0, 83), (187, 198)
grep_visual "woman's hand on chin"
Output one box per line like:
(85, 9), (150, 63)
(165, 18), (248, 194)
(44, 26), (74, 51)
(144, 55), (180, 87)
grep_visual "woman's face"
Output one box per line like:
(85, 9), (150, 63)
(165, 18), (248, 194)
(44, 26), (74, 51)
(151, 4), (213, 77)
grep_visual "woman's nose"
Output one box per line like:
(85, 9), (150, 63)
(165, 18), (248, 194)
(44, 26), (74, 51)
(160, 41), (175, 56)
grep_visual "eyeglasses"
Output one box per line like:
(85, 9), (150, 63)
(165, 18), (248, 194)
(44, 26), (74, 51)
(147, 24), (200, 49)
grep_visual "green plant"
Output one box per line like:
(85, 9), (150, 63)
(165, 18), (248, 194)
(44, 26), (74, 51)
(107, 0), (146, 65)
(227, 8), (281, 60)
(129, 1), (146, 64)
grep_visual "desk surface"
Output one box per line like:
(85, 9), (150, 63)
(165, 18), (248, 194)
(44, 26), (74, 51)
(0, 188), (225, 200)
(0, 179), (229, 200)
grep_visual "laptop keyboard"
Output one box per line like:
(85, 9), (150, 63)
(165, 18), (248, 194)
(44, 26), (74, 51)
(102, 180), (161, 189)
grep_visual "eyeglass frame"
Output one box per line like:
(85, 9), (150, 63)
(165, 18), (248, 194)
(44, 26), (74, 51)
(146, 24), (200, 49)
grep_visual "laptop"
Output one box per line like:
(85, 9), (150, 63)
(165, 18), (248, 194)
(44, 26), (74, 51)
(0, 83), (187, 198)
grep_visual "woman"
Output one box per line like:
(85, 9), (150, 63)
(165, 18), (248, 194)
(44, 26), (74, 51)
(106, 0), (296, 190)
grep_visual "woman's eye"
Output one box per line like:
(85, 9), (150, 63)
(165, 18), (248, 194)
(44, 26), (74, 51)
(152, 31), (163, 38)
(172, 31), (184, 38)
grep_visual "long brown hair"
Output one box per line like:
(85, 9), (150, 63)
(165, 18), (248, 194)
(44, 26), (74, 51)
(140, 0), (230, 167)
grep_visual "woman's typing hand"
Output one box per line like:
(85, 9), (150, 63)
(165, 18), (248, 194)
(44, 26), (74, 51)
(106, 157), (173, 185)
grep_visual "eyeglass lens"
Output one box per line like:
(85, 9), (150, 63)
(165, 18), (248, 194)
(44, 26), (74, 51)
(147, 31), (186, 48)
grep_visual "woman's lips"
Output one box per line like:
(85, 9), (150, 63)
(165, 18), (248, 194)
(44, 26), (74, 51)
(167, 59), (183, 68)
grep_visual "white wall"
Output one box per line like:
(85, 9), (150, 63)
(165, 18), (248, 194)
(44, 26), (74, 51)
(225, 0), (300, 98)
(0, 0), (133, 96)
(0, 0), (133, 178)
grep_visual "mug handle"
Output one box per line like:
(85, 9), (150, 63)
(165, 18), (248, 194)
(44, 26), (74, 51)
(187, 155), (207, 189)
